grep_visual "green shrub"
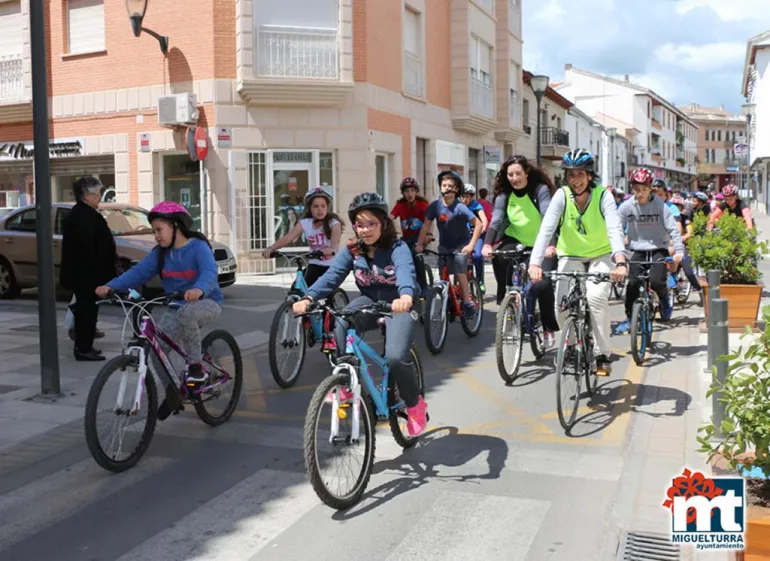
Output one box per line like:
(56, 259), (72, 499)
(688, 212), (768, 285)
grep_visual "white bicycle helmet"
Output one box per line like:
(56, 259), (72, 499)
(463, 183), (476, 196)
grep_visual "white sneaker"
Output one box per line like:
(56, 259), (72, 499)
(543, 331), (555, 349)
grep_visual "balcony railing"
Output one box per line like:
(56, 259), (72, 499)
(403, 50), (423, 97)
(256, 25), (339, 79)
(470, 75), (494, 119)
(508, 90), (521, 129)
(541, 127), (569, 147)
(0, 55), (23, 103)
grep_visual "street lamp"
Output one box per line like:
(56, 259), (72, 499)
(530, 74), (549, 167)
(125, 0), (169, 54)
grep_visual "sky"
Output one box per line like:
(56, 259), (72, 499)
(522, 0), (770, 113)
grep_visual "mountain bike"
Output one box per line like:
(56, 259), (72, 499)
(267, 250), (349, 388)
(420, 249), (484, 354)
(629, 257), (673, 366)
(300, 300), (426, 510)
(492, 245), (546, 383)
(84, 290), (243, 472)
(546, 269), (611, 431)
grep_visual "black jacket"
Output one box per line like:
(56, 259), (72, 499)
(60, 202), (118, 291)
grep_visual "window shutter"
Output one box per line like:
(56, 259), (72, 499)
(404, 9), (419, 54)
(0, 1), (22, 58)
(68, 0), (105, 54)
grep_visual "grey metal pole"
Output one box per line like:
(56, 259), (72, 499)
(30, 0), (60, 395)
(711, 298), (730, 438)
(536, 97), (542, 168)
(705, 269), (721, 374)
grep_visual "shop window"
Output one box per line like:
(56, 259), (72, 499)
(163, 154), (201, 231)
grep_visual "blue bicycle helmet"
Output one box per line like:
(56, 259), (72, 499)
(561, 149), (595, 172)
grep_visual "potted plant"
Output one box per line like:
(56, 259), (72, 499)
(688, 212), (768, 329)
(698, 308), (770, 557)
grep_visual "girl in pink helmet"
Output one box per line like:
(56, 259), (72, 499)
(95, 201), (222, 419)
(708, 184), (753, 230)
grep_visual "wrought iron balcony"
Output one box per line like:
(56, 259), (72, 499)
(541, 127), (569, 147)
(0, 55), (23, 103)
(256, 25), (339, 79)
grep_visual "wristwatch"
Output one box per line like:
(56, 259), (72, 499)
(615, 262), (628, 268)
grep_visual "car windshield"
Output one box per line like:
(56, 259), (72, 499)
(99, 207), (154, 236)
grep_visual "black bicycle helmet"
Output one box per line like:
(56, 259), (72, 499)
(437, 170), (464, 193)
(348, 192), (389, 223)
(561, 149), (595, 172)
(399, 176), (420, 192)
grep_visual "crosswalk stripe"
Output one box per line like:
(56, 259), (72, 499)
(0, 457), (171, 551)
(115, 468), (319, 561)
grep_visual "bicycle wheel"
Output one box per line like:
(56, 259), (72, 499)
(424, 263), (435, 288)
(460, 278), (484, 337)
(304, 373), (376, 510)
(528, 310), (546, 360)
(194, 330), (244, 426)
(630, 300), (648, 366)
(675, 268), (691, 305)
(331, 288), (350, 309)
(423, 286), (448, 354)
(495, 291), (523, 384)
(84, 354), (158, 473)
(388, 344), (425, 449)
(268, 300), (307, 388)
(555, 316), (583, 431)
(582, 320), (598, 397)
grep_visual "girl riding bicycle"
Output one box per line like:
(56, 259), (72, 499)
(482, 154), (560, 347)
(263, 187), (344, 287)
(95, 202), (222, 415)
(292, 192), (428, 437)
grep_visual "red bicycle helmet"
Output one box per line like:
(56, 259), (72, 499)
(400, 177), (420, 192)
(629, 168), (655, 186)
(721, 184), (737, 197)
(148, 201), (193, 229)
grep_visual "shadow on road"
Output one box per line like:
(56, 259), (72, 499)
(331, 426), (508, 520)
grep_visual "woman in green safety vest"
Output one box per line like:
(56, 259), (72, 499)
(528, 149), (628, 375)
(482, 154), (560, 348)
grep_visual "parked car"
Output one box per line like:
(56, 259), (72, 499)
(0, 203), (238, 299)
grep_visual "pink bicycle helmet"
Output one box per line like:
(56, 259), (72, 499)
(148, 201), (194, 229)
(670, 194), (685, 206)
(721, 184), (737, 197)
(715, 193), (725, 200)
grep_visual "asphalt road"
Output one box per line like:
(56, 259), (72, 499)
(0, 277), (702, 561)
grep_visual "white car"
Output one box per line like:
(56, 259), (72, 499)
(0, 203), (238, 299)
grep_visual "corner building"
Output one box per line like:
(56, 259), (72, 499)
(0, 0), (527, 273)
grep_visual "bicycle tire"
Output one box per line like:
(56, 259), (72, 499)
(424, 263), (435, 288)
(630, 300), (648, 366)
(268, 300), (307, 388)
(582, 316), (598, 397)
(388, 344), (425, 449)
(423, 287), (448, 355)
(675, 269), (691, 305)
(304, 373), (376, 510)
(555, 316), (583, 431)
(495, 291), (523, 383)
(460, 278), (484, 337)
(528, 311), (546, 360)
(194, 330), (244, 426)
(331, 288), (350, 309)
(84, 354), (158, 473)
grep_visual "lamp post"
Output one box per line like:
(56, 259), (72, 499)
(125, 0), (169, 54)
(30, 0), (60, 394)
(530, 74), (549, 167)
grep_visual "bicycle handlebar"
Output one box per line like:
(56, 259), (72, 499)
(421, 248), (466, 257)
(269, 250), (331, 263)
(492, 244), (531, 258)
(298, 299), (418, 321)
(97, 289), (185, 306)
(627, 257), (675, 265)
(545, 271), (611, 282)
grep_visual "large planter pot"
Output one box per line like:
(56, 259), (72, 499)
(701, 279), (763, 329)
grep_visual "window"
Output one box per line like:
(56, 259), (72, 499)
(0, 1), (22, 57)
(705, 150), (710, 163)
(6, 208), (36, 232)
(162, 154), (202, 231)
(522, 98), (530, 132)
(711, 149), (716, 162)
(470, 36), (493, 118)
(468, 148), (479, 188)
(508, 0), (519, 34)
(375, 154), (389, 202)
(403, 7), (423, 97)
(509, 61), (520, 128)
(476, 0), (494, 15)
(717, 130), (722, 142)
(67, 0), (105, 54)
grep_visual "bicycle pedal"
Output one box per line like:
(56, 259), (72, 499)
(172, 406), (185, 415)
(596, 367), (611, 377)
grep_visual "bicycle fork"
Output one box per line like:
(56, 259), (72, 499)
(117, 347), (147, 416)
(329, 362), (363, 443)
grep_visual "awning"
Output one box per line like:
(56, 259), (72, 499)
(0, 155), (115, 175)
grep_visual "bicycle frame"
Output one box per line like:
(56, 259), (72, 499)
(500, 252), (538, 334)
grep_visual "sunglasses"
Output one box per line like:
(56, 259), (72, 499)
(575, 214), (587, 235)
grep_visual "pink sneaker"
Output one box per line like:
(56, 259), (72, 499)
(406, 396), (428, 437)
(325, 387), (354, 404)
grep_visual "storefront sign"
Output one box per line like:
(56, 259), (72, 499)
(273, 151), (312, 164)
(139, 133), (151, 152)
(483, 145), (502, 165)
(0, 138), (85, 161)
(734, 143), (749, 156)
(217, 128), (232, 148)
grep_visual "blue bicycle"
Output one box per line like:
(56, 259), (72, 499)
(267, 251), (349, 388)
(629, 256), (673, 366)
(300, 300), (426, 510)
(492, 246), (546, 383)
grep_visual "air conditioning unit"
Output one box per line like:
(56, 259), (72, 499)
(157, 93), (199, 126)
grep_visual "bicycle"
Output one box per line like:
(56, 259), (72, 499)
(492, 245), (546, 383)
(84, 290), (243, 472)
(611, 278), (627, 301)
(420, 248), (484, 354)
(300, 300), (426, 510)
(628, 257), (674, 366)
(545, 269), (611, 431)
(267, 250), (350, 388)
(668, 264), (691, 306)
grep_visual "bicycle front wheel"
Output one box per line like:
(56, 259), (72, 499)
(424, 286), (448, 354)
(495, 291), (523, 383)
(460, 278), (484, 337)
(304, 373), (376, 510)
(84, 354), (158, 473)
(268, 300), (307, 388)
(555, 316), (583, 431)
(194, 330), (244, 426)
(630, 300), (648, 366)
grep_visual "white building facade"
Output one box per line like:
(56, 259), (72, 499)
(742, 31), (770, 214)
